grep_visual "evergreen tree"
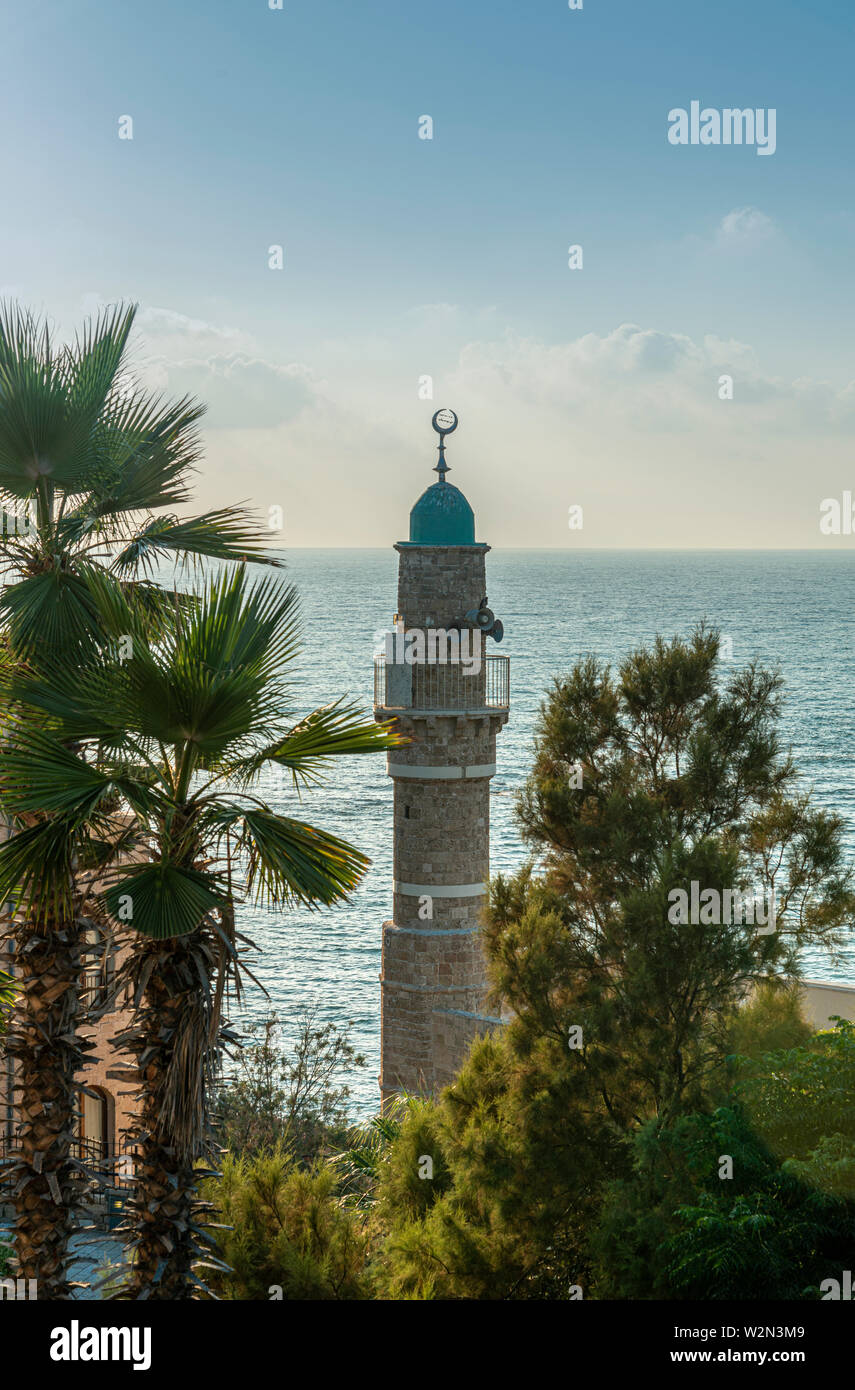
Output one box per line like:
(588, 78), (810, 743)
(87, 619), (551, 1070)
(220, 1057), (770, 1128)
(490, 627), (854, 1124)
(378, 628), (855, 1298)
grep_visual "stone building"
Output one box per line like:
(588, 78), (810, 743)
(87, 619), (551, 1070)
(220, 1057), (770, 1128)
(75, 929), (138, 1182)
(374, 411), (509, 1102)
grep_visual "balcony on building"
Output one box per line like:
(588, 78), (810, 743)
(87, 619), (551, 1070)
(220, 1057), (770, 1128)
(373, 650), (509, 715)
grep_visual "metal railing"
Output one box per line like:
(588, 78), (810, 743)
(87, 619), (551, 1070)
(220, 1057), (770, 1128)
(0, 1134), (135, 1192)
(374, 653), (509, 711)
(80, 968), (117, 1012)
(72, 1136), (111, 1169)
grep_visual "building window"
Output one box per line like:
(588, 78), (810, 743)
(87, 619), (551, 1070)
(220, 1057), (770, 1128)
(79, 1087), (112, 1166)
(81, 924), (117, 1013)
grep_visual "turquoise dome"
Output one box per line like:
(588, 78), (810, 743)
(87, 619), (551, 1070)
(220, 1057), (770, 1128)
(409, 479), (475, 545)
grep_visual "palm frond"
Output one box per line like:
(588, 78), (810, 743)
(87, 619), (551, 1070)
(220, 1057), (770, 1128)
(238, 698), (403, 787)
(0, 726), (153, 820)
(107, 565), (305, 757)
(63, 393), (205, 523)
(0, 568), (104, 665)
(0, 968), (16, 1033)
(112, 507), (280, 573)
(178, 564), (300, 681)
(54, 303), (138, 490)
(0, 817), (79, 920)
(0, 304), (66, 501)
(0, 302), (137, 500)
(206, 803), (370, 908)
(330, 1096), (419, 1209)
(102, 861), (229, 940)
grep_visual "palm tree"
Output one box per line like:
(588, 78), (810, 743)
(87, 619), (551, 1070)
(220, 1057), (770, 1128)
(0, 302), (275, 1297)
(0, 302), (272, 669)
(0, 565), (399, 1298)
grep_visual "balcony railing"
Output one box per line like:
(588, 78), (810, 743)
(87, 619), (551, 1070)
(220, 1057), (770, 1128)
(81, 969), (115, 1011)
(0, 1134), (135, 1192)
(374, 653), (509, 711)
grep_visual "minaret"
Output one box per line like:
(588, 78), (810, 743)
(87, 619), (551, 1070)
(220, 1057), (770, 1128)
(375, 410), (509, 1102)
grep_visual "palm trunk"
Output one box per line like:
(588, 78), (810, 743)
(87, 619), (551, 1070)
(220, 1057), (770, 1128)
(4, 918), (94, 1299)
(118, 928), (224, 1300)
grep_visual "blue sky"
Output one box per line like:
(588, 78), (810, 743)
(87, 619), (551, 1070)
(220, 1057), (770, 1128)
(2, 0), (854, 545)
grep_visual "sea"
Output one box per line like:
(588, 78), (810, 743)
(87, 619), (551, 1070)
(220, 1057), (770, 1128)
(233, 549), (855, 1117)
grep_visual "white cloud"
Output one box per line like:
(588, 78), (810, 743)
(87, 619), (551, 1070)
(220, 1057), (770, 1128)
(144, 353), (318, 428)
(715, 207), (777, 249)
(132, 306), (257, 369)
(64, 299), (855, 548)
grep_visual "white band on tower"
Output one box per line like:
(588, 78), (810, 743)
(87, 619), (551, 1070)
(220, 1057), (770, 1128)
(387, 761), (496, 779)
(394, 881), (487, 898)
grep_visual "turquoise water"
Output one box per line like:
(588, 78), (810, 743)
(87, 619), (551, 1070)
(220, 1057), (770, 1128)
(239, 550), (855, 1116)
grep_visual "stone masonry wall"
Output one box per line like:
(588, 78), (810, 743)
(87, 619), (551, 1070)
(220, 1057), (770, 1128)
(82, 956), (138, 1165)
(431, 1008), (506, 1091)
(395, 544), (490, 629)
(380, 543), (508, 1101)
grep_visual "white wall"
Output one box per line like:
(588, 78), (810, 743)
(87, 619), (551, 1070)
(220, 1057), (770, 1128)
(799, 979), (855, 1029)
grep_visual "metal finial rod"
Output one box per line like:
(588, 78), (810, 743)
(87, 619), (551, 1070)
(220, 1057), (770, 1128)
(431, 408), (458, 483)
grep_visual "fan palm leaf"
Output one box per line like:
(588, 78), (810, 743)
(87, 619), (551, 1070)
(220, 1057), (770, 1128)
(0, 426), (399, 1295)
(0, 300), (279, 1298)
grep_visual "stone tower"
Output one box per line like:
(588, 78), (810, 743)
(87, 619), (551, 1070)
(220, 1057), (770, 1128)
(374, 410), (509, 1103)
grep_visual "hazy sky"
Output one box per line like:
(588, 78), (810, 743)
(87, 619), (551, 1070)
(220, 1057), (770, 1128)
(3, 0), (854, 547)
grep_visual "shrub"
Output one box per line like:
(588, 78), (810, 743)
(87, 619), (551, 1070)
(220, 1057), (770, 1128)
(214, 1009), (367, 1165)
(205, 1147), (373, 1300)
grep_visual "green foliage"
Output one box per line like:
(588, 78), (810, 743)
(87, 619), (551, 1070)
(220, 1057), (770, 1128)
(488, 628), (855, 1126)
(0, 303), (396, 1299)
(376, 1029), (623, 1299)
(590, 1111), (741, 1300)
(785, 1133), (855, 1200)
(735, 1017), (855, 1164)
(591, 1023), (855, 1300)
(702, 980), (813, 1102)
(0, 301), (276, 675)
(0, 300), (281, 1297)
(664, 1163), (855, 1302)
(725, 981), (813, 1064)
(205, 1147), (372, 1300)
(331, 1094), (421, 1211)
(0, 967), (15, 1034)
(376, 1094), (451, 1231)
(664, 1195), (851, 1300)
(0, 565), (400, 936)
(374, 629), (855, 1300)
(215, 1009), (367, 1165)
